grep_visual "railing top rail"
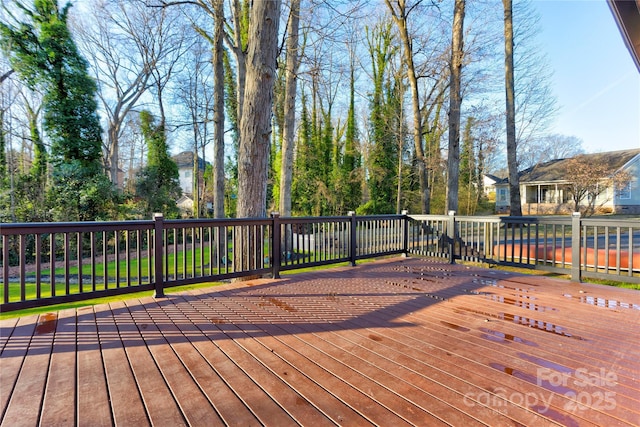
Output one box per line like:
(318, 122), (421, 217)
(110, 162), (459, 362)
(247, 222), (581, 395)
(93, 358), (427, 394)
(580, 218), (640, 227)
(163, 217), (274, 227)
(277, 215), (351, 223)
(408, 214), (451, 221)
(353, 214), (406, 220)
(0, 220), (154, 235)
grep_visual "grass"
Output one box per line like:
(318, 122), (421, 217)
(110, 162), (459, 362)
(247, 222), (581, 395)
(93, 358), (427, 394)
(1, 245), (234, 303)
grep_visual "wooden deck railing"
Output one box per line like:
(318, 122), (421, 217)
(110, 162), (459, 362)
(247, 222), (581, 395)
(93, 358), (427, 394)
(407, 212), (640, 284)
(1, 212), (637, 311)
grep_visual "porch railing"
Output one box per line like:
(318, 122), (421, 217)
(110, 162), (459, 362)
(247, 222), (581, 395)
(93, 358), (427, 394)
(407, 212), (640, 284)
(1, 212), (637, 312)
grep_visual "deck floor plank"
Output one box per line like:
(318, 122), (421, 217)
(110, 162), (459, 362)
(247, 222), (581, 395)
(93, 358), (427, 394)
(151, 298), (263, 426)
(215, 290), (419, 427)
(321, 277), (628, 426)
(1, 257), (639, 427)
(124, 298), (225, 427)
(94, 304), (150, 426)
(183, 293), (372, 426)
(0, 315), (38, 425)
(39, 309), (77, 427)
(0, 314), (53, 427)
(168, 294), (336, 427)
(224, 286), (493, 426)
(239, 271), (564, 427)
(76, 307), (112, 427)
(110, 301), (187, 426)
(0, 317), (18, 354)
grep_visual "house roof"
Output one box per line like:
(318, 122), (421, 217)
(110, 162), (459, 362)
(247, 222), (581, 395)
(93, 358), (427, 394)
(608, 0), (640, 72)
(517, 149), (640, 184)
(172, 151), (210, 170)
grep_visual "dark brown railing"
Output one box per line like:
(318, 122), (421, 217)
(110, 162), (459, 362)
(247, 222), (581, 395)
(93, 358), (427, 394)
(1, 212), (637, 312)
(0, 213), (406, 312)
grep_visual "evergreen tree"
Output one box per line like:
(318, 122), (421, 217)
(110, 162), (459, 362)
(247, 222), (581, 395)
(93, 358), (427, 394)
(291, 92), (315, 215)
(364, 23), (398, 214)
(459, 116), (479, 214)
(0, 0), (116, 221)
(342, 59), (362, 212)
(0, 0), (103, 171)
(135, 110), (181, 218)
(459, 117), (476, 188)
(26, 103), (46, 184)
(0, 108), (6, 183)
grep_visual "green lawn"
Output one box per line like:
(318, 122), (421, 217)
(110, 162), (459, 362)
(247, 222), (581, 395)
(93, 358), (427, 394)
(0, 245), (236, 304)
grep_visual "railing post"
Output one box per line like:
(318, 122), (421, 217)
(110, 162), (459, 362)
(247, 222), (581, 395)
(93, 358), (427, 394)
(153, 213), (165, 298)
(401, 210), (409, 257)
(571, 212), (582, 283)
(448, 211), (456, 264)
(348, 211), (357, 266)
(271, 212), (281, 279)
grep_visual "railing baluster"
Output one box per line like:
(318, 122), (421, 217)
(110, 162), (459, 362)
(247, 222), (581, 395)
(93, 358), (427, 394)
(77, 232), (83, 293)
(124, 230), (130, 288)
(19, 235), (26, 302)
(91, 231), (96, 292)
(2, 236), (8, 303)
(1, 213), (637, 312)
(35, 234), (42, 300)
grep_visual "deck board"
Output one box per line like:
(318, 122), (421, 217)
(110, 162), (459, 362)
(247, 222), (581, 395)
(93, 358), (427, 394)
(1, 257), (639, 426)
(40, 309), (77, 427)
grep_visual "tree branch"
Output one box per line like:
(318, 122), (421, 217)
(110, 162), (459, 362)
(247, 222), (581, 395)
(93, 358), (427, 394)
(0, 69), (14, 84)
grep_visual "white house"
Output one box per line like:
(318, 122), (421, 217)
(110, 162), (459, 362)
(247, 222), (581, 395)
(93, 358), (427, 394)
(494, 149), (640, 215)
(172, 151), (211, 197)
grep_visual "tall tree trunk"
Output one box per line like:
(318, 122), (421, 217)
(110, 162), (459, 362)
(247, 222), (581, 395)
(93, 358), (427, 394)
(386, 0), (430, 214)
(108, 123), (119, 187)
(279, 0), (300, 218)
(503, 0), (522, 216)
(231, 0), (247, 143)
(235, 0), (281, 273)
(192, 144), (199, 217)
(236, 0), (281, 218)
(446, 0), (465, 214)
(213, 0), (225, 219)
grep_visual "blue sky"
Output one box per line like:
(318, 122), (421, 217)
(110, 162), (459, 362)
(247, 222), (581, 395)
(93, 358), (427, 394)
(534, 0), (640, 153)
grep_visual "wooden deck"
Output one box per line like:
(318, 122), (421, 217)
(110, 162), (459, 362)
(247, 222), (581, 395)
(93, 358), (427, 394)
(1, 257), (639, 426)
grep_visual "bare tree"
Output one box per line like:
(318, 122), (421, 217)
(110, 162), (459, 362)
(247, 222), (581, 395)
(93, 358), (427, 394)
(518, 134), (584, 169)
(503, 0), (521, 216)
(211, 0), (225, 219)
(565, 155), (632, 215)
(279, 0), (301, 218)
(385, 0), (433, 214)
(0, 69), (13, 84)
(236, 0), (282, 218)
(445, 0), (465, 214)
(512, 0), (558, 161)
(73, 0), (183, 187)
(173, 36), (213, 217)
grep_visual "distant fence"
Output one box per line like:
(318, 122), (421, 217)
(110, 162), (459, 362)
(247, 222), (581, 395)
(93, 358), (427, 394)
(1, 212), (637, 312)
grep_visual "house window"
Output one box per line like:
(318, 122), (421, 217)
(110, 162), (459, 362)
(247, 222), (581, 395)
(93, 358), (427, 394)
(184, 170), (191, 178)
(497, 188), (508, 203)
(618, 182), (631, 200)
